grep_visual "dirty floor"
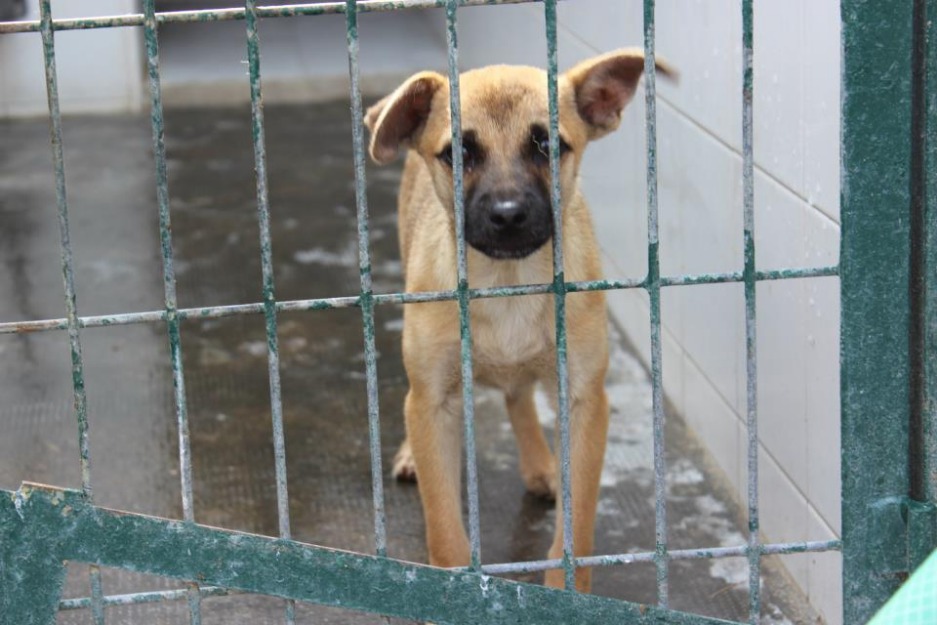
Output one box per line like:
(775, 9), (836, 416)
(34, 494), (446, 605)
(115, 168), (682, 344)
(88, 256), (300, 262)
(0, 102), (816, 624)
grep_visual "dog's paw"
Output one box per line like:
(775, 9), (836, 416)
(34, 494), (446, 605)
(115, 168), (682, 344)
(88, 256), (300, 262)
(522, 465), (557, 501)
(392, 439), (417, 482)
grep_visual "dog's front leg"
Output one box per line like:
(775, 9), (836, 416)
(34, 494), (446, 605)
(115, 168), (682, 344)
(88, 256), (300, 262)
(405, 386), (471, 568)
(506, 384), (557, 500)
(543, 377), (610, 593)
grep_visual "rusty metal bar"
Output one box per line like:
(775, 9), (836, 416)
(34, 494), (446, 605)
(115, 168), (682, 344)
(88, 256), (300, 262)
(444, 0), (483, 572)
(0, 0), (547, 34)
(741, 1), (762, 622)
(543, 0), (575, 591)
(37, 0), (105, 621)
(244, 2), (294, 621)
(141, 0), (203, 621)
(0, 266), (840, 336)
(642, 0), (669, 607)
(344, 0), (388, 560)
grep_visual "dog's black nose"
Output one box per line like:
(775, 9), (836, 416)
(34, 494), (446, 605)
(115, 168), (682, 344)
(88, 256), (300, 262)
(488, 199), (527, 229)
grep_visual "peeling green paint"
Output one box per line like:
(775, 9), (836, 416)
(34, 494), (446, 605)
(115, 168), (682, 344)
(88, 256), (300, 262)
(1, 484), (741, 625)
(641, 0), (669, 608)
(544, 0), (576, 592)
(740, 1), (762, 623)
(841, 0), (937, 621)
(444, 0), (483, 572)
(244, 2), (295, 621)
(0, 0), (544, 34)
(345, 0), (388, 559)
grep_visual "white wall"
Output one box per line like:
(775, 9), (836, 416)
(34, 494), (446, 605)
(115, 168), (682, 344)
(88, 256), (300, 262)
(0, 0), (143, 117)
(0, 2), (446, 115)
(456, 2), (842, 622)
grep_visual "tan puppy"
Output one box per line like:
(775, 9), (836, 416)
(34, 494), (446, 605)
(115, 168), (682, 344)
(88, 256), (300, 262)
(364, 49), (672, 592)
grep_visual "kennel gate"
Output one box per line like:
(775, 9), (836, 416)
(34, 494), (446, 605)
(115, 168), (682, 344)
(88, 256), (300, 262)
(0, 0), (934, 623)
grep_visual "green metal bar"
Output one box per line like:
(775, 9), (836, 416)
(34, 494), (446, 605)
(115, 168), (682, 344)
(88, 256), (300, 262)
(923, 0), (937, 510)
(543, 0), (575, 592)
(37, 0), (105, 622)
(907, 0), (937, 572)
(642, 0), (668, 606)
(141, 1), (203, 621)
(445, 0), (482, 572)
(56, 538), (843, 613)
(344, 0), (388, 559)
(0, 0), (545, 34)
(244, 2), (294, 622)
(478, 539), (842, 575)
(3, 484), (739, 625)
(841, 1), (918, 621)
(0, 489), (68, 624)
(38, 0), (90, 512)
(60, 586), (236, 610)
(0, 266), (840, 335)
(909, 0), (937, 526)
(741, 1), (761, 623)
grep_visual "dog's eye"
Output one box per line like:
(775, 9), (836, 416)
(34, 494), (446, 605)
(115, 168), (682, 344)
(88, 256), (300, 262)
(529, 125), (570, 163)
(438, 137), (481, 171)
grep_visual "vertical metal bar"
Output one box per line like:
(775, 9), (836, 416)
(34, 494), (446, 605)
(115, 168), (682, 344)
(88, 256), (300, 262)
(908, 0), (937, 528)
(244, 2), (294, 622)
(906, 0), (936, 573)
(38, 0), (90, 514)
(642, 0), (668, 607)
(444, 0), (482, 571)
(141, 1), (202, 621)
(344, 0), (387, 559)
(543, 0), (575, 592)
(741, 1), (761, 622)
(923, 0), (937, 512)
(37, 1), (106, 622)
(841, 2), (917, 620)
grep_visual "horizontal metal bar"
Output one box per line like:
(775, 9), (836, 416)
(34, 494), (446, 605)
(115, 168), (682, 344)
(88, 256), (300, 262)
(0, 0), (544, 34)
(478, 540), (843, 575)
(59, 586), (235, 611)
(659, 265), (839, 287)
(5, 483), (734, 625)
(0, 266), (839, 336)
(56, 539), (842, 610)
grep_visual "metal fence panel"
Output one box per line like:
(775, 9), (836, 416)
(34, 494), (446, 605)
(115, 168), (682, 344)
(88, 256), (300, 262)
(0, 0), (876, 623)
(841, 0), (937, 622)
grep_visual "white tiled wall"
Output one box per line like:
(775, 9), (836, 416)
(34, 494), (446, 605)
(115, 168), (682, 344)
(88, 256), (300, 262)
(457, 2), (842, 622)
(0, 0), (143, 117)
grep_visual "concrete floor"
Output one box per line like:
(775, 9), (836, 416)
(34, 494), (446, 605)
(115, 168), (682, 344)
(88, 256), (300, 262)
(0, 103), (817, 624)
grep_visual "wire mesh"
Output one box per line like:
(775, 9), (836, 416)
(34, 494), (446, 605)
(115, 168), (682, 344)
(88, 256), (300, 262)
(0, 0), (846, 622)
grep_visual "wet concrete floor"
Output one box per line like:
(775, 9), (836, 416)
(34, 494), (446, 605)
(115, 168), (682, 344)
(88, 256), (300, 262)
(1, 103), (817, 624)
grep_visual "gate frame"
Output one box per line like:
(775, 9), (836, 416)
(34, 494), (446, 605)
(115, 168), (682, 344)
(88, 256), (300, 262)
(841, 0), (937, 623)
(2, 0), (936, 623)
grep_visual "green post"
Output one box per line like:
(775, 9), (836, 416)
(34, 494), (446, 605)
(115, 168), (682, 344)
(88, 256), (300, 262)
(842, 0), (937, 622)
(0, 490), (67, 625)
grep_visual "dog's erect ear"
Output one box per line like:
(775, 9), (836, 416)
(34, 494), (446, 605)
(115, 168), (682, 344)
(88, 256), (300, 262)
(565, 48), (676, 140)
(364, 71), (446, 165)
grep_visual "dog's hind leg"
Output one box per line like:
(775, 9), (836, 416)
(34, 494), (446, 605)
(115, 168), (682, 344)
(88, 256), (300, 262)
(405, 387), (471, 568)
(505, 384), (557, 500)
(543, 378), (610, 593)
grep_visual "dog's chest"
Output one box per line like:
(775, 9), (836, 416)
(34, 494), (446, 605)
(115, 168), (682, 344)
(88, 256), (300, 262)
(472, 295), (552, 370)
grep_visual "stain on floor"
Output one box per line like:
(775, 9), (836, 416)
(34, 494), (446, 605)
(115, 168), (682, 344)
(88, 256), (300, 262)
(0, 102), (818, 624)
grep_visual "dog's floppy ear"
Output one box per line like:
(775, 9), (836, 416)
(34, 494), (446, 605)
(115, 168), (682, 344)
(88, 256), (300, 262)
(565, 48), (676, 140)
(365, 71), (446, 164)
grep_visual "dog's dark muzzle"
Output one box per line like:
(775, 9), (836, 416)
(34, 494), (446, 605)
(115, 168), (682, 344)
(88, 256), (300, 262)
(464, 189), (554, 260)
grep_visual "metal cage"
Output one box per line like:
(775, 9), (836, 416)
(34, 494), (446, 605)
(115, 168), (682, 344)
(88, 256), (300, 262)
(0, 1), (934, 624)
